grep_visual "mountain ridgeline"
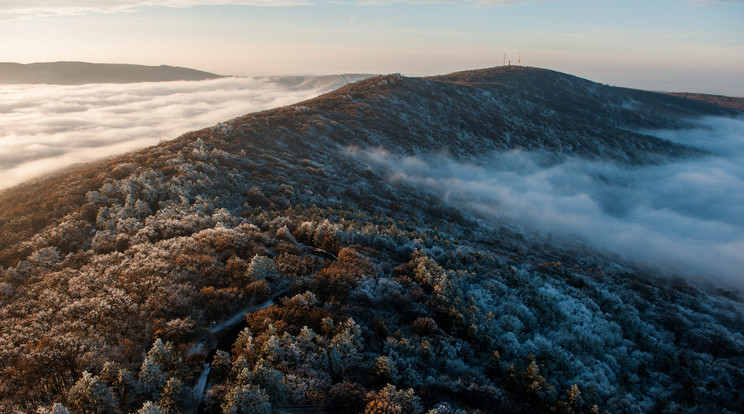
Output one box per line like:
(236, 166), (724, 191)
(0, 67), (742, 413)
(242, 66), (734, 164)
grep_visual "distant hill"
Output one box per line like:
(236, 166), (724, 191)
(665, 92), (744, 111)
(258, 74), (376, 91)
(0, 61), (223, 84)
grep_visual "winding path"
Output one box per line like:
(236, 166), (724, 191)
(192, 288), (289, 411)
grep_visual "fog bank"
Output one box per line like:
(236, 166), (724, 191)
(354, 117), (744, 287)
(0, 76), (350, 189)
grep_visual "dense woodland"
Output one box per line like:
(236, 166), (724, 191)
(1, 67), (743, 413)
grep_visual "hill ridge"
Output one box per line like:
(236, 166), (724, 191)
(0, 61), (223, 84)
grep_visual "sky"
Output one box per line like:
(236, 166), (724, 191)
(1, 0), (743, 95)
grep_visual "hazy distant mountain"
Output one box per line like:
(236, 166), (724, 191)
(1, 67), (742, 413)
(258, 73), (377, 91)
(665, 91), (744, 111)
(0, 61), (223, 84)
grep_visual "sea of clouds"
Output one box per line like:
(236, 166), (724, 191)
(0, 76), (344, 189)
(354, 117), (744, 287)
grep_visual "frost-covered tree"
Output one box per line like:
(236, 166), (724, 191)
(144, 339), (186, 379)
(372, 356), (399, 385)
(138, 359), (168, 401)
(365, 384), (422, 414)
(247, 358), (286, 404)
(245, 255), (278, 282)
(426, 403), (467, 414)
(211, 350), (232, 383)
(98, 362), (136, 409)
(327, 318), (363, 377)
(135, 401), (163, 414)
(231, 328), (256, 360)
(67, 372), (120, 414)
(221, 384), (271, 414)
(48, 403), (71, 414)
(156, 377), (188, 414)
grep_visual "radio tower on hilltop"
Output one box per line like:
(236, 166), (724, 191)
(518, 52), (521, 66)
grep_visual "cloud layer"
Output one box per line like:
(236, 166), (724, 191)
(0, 76), (336, 189)
(0, 0), (310, 19)
(353, 117), (744, 287)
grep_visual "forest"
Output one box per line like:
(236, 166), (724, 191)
(1, 67), (742, 413)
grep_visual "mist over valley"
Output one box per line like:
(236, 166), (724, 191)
(353, 116), (744, 287)
(0, 71), (371, 189)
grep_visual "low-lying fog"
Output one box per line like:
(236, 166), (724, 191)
(354, 117), (744, 288)
(0, 76), (351, 189)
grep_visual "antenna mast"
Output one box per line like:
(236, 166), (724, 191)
(518, 52), (521, 66)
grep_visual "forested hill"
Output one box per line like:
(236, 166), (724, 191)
(0, 67), (742, 413)
(231, 66), (737, 165)
(0, 62), (223, 84)
(665, 91), (744, 111)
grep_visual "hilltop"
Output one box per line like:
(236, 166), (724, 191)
(0, 61), (223, 84)
(0, 66), (742, 413)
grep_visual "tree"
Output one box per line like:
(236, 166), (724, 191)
(372, 356), (399, 385)
(144, 339), (186, 379)
(67, 372), (120, 414)
(411, 317), (438, 337)
(221, 384), (271, 414)
(211, 350), (232, 383)
(136, 402), (163, 414)
(426, 403), (467, 414)
(505, 358), (556, 409)
(157, 377), (189, 414)
(231, 328), (255, 360)
(245, 255), (278, 282)
(327, 318), (363, 377)
(138, 359), (168, 401)
(364, 384), (422, 414)
(49, 403), (72, 414)
(248, 358), (286, 404)
(98, 362), (136, 409)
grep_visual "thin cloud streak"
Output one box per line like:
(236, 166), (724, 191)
(0, 77), (335, 189)
(353, 0), (542, 6)
(352, 117), (744, 288)
(0, 0), (311, 19)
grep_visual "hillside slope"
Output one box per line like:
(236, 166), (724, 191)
(0, 67), (742, 413)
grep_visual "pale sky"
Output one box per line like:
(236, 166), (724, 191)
(1, 0), (743, 95)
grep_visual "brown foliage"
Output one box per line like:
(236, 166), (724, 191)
(312, 248), (374, 301)
(275, 252), (317, 277)
(245, 280), (271, 302)
(245, 301), (336, 337)
(411, 317), (439, 337)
